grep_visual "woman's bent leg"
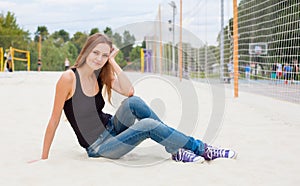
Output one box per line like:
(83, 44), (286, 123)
(94, 118), (205, 159)
(89, 96), (236, 161)
(112, 96), (163, 134)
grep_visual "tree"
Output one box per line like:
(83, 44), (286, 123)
(0, 11), (142, 71)
(90, 28), (99, 36)
(112, 32), (122, 48)
(103, 27), (113, 38)
(121, 30), (135, 60)
(62, 41), (78, 65)
(129, 45), (141, 62)
(128, 45), (141, 71)
(71, 32), (88, 53)
(115, 50), (127, 68)
(34, 26), (49, 42)
(102, 27), (123, 49)
(0, 11), (30, 50)
(39, 37), (64, 70)
(141, 40), (146, 48)
(103, 27), (123, 49)
(52, 29), (70, 42)
(48, 29), (70, 48)
(27, 41), (39, 71)
(40, 38), (77, 71)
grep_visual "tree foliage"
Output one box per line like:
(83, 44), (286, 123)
(129, 45), (141, 62)
(71, 31), (88, 53)
(34, 26), (49, 42)
(121, 30), (136, 61)
(112, 32), (122, 48)
(52, 29), (70, 43)
(0, 11), (30, 50)
(0, 12), (141, 71)
(89, 28), (100, 36)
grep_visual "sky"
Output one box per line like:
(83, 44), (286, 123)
(0, 0), (239, 46)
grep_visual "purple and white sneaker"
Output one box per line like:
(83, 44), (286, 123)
(203, 144), (237, 160)
(172, 148), (204, 163)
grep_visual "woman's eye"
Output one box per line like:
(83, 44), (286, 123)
(103, 54), (109, 57)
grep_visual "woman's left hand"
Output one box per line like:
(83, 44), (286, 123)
(109, 45), (119, 61)
(27, 159), (43, 164)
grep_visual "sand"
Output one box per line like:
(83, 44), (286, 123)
(0, 71), (299, 186)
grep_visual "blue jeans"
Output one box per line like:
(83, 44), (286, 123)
(86, 96), (205, 159)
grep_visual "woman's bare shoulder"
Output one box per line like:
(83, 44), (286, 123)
(55, 69), (76, 100)
(58, 69), (75, 84)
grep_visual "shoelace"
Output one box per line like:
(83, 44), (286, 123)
(181, 150), (196, 162)
(205, 146), (225, 160)
(174, 149), (196, 162)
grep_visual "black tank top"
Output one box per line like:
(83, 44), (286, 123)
(63, 68), (112, 148)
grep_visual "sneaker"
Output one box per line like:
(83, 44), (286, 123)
(172, 148), (204, 163)
(203, 144), (237, 160)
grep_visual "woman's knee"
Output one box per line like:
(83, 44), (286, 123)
(121, 96), (143, 108)
(132, 118), (160, 131)
(126, 96), (151, 119)
(127, 96), (144, 105)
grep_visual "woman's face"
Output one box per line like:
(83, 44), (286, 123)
(86, 43), (111, 70)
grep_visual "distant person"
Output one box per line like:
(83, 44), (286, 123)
(64, 58), (70, 71)
(276, 62), (283, 80)
(37, 59), (42, 72)
(6, 56), (13, 72)
(32, 33), (237, 164)
(4, 52), (12, 72)
(271, 63), (277, 82)
(227, 61), (234, 83)
(291, 58), (298, 83)
(4, 52), (7, 61)
(245, 63), (251, 82)
(284, 63), (292, 84)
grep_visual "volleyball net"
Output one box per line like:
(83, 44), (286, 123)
(144, 0), (219, 79)
(236, 0), (300, 103)
(138, 0), (300, 104)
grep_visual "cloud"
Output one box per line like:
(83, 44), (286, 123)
(39, 0), (103, 6)
(0, 1), (17, 8)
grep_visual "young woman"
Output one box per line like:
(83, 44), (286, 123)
(40, 33), (236, 163)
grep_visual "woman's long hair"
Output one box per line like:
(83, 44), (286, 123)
(73, 33), (114, 103)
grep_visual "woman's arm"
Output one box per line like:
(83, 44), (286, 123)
(109, 46), (134, 97)
(41, 71), (74, 159)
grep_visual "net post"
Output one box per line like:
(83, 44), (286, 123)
(233, 0), (239, 98)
